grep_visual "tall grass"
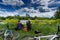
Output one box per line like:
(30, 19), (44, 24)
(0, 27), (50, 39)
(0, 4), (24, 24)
(0, 19), (60, 40)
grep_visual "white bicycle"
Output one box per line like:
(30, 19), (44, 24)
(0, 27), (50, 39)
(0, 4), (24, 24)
(20, 32), (59, 40)
(0, 24), (20, 40)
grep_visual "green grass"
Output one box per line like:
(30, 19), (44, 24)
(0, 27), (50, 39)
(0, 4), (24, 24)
(0, 20), (60, 40)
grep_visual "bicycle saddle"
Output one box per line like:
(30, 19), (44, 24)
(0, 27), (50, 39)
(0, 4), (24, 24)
(34, 30), (41, 34)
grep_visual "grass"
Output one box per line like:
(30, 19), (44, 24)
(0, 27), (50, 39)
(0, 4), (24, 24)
(0, 20), (60, 40)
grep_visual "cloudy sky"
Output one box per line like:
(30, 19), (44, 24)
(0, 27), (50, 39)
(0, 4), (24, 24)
(0, 0), (60, 17)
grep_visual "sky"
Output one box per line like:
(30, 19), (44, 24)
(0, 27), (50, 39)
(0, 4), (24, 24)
(0, 0), (60, 18)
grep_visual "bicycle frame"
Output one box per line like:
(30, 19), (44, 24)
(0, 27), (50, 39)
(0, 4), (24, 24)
(3, 29), (20, 40)
(4, 29), (12, 40)
(31, 34), (58, 40)
(30, 25), (60, 40)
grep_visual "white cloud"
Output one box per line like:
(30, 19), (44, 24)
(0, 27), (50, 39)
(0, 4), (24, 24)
(30, 10), (56, 18)
(40, 0), (50, 5)
(0, 7), (56, 18)
(49, 1), (60, 5)
(31, 0), (60, 12)
(40, 11), (56, 18)
(0, 10), (18, 17)
(0, 8), (26, 17)
(56, 1), (60, 4)
(31, 0), (40, 3)
(16, 7), (40, 14)
(40, 0), (52, 11)
(16, 7), (56, 18)
(31, 0), (53, 12)
(48, 0), (55, 4)
(2, 0), (24, 6)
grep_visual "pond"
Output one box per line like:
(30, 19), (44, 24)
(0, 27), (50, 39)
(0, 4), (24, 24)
(20, 20), (28, 24)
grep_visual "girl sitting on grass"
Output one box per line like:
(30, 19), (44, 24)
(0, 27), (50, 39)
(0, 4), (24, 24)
(15, 20), (24, 30)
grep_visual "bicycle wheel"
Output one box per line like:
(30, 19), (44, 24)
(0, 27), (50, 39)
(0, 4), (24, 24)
(6, 36), (12, 40)
(10, 30), (20, 40)
(20, 35), (34, 40)
(4, 30), (19, 40)
(53, 37), (60, 40)
(0, 36), (4, 40)
(0, 29), (4, 35)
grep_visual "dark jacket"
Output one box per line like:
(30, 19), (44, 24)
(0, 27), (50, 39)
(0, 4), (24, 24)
(26, 21), (31, 27)
(17, 22), (24, 29)
(26, 21), (31, 31)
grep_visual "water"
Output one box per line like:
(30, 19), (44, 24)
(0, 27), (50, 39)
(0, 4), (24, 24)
(20, 20), (28, 24)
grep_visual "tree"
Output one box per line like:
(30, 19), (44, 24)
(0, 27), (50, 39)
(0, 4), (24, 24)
(6, 16), (14, 19)
(0, 17), (6, 20)
(54, 7), (60, 19)
(14, 15), (20, 20)
(26, 13), (30, 18)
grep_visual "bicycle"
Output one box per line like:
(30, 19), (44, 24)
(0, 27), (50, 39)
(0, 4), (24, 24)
(0, 24), (20, 40)
(20, 25), (60, 40)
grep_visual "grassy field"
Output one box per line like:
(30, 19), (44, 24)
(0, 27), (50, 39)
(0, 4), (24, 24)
(0, 19), (60, 40)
